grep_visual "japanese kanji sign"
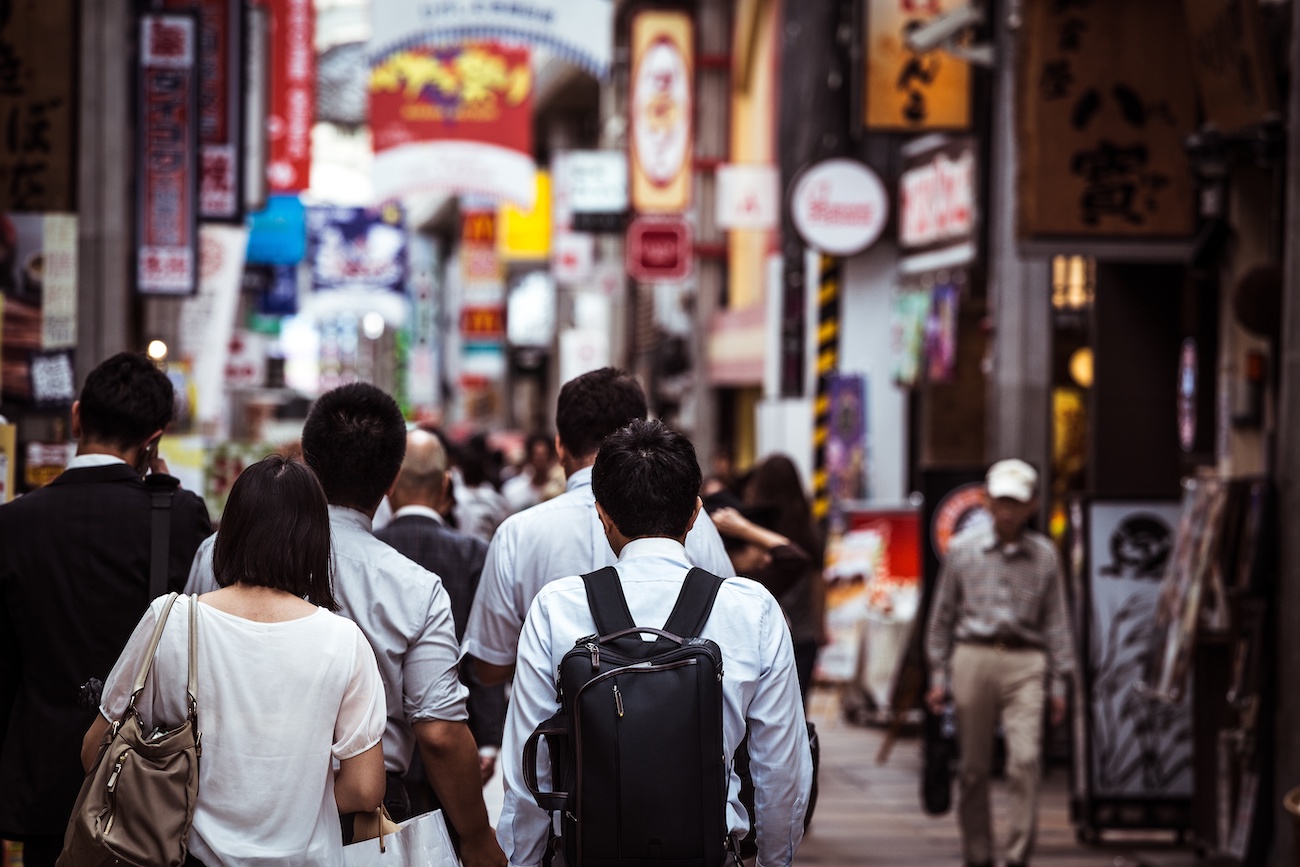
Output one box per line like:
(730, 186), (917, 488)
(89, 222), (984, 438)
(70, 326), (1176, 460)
(864, 0), (970, 131)
(0, 0), (77, 212)
(1018, 0), (1196, 238)
(266, 0), (313, 193)
(1182, 0), (1277, 133)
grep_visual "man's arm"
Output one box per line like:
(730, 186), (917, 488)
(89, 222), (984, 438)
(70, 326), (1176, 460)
(924, 556), (961, 713)
(685, 509), (737, 578)
(462, 526), (525, 683)
(183, 534), (219, 595)
(414, 720), (505, 867)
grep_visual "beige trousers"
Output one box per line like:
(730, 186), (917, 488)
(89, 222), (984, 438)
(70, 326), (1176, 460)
(950, 643), (1046, 865)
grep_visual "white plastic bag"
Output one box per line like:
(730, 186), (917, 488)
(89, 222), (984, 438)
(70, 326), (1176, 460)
(342, 809), (460, 867)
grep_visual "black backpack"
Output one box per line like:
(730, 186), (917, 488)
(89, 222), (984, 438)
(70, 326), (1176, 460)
(523, 566), (733, 867)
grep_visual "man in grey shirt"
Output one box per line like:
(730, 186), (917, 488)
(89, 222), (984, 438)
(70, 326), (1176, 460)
(187, 384), (504, 867)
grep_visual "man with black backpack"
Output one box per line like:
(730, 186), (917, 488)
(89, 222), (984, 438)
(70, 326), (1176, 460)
(498, 419), (812, 867)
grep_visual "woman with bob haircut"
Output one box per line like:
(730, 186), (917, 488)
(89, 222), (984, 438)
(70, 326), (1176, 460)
(83, 455), (387, 867)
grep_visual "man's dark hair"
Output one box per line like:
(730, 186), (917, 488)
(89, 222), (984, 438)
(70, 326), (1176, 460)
(213, 455), (337, 610)
(77, 352), (174, 448)
(555, 367), (648, 459)
(301, 382), (407, 512)
(592, 419), (702, 539)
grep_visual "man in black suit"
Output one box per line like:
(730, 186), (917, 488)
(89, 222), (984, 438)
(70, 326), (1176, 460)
(0, 352), (212, 867)
(375, 429), (506, 788)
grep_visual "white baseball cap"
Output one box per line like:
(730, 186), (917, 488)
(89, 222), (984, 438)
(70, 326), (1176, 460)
(986, 459), (1037, 503)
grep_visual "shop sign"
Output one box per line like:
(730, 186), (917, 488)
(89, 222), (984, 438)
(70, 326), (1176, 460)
(461, 305), (506, 340)
(1178, 338), (1197, 453)
(246, 194), (306, 265)
(626, 216), (691, 282)
(1018, 0), (1195, 237)
(930, 482), (990, 558)
(307, 204), (407, 294)
(1182, 0), (1277, 133)
(0, 0), (77, 212)
(629, 11), (693, 214)
(559, 328), (610, 385)
(177, 225), (248, 430)
(498, 171), (551, 261)
(899, 137), (976, 253)
(461, 209), (503, 285)
(369, 0), (614, 79)
(552, 232), (594, 284)
(137, 13), (200, 296)
(825, 374), (867, 506)
(29, 348), (74, 407)
(369, 42), (535, 207)
(38, 214), (77, 348)
(0, 422), (14, 504)
(558, 150), (627, 232)
(24, 440), (75, 488)
(716, 164), (778, 231)
(243, 3), (269, 211)
(164, 0), (245, 220)
(266, 0), (313, 193)
(864, 0), (970, 132)
(790, 159), (888, 256)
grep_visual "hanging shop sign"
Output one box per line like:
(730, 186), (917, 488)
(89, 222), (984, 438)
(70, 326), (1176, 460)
(629, 11), (693, 214)
(1018, 0), (1196, 238)
(864, 0), (970, 132)
(558, 150), (628, 233)
(790, 159), (888, 256)
(36, 214), (77, 348)
(498, 171), (551, 261)
(1182, 0), (1278, 133)
(626, 216), (692, 282)
(246, 194), (306, 265)
(163, 0), (245, 221)
(369, 0), (614, 79)
(369, 42), (535, 207)
(243, 2), (269, 211)
(266, 0), (313, 193)
(716, 164), (779, 231)
(898, 136), (976, 272)
(551, 232), (594, 284)
(0, 0), (77, 212)
(137, 12), (201, 296)
(307, 204), (407, 294)
(177, 225), (247, 431)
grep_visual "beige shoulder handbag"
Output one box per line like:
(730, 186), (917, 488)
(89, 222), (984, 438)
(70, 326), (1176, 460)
(58, 592), (202, 867)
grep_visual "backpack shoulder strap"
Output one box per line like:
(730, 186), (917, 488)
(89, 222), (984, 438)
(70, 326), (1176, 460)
(146, 473), (180, 600)
(580, 566), (636, 636)
(661, 568), (725, 639)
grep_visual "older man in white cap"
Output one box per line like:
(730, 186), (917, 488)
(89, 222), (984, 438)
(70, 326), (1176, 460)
(924, 459), (1076, 867)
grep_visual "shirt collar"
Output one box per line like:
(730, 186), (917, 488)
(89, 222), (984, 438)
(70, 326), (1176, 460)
(979, 524), (1029, 558)
(617, 536), (690, 563)
(66, 453), (128, 470)
(566, 465), (594, 492)
(392, 504), (446, 525)
(329, 504), (373, 533)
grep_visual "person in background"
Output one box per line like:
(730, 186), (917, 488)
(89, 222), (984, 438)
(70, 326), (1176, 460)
(925, 459), (1076, 867)
(501, 432), (564, 514)
(0, 352), (212, 867)
(742, 454), (826, 702)
(375, 430), (506, 792)
(706, 498), (812, 603)
(454, 434), (510, 544)
(89, 456), (386, 867)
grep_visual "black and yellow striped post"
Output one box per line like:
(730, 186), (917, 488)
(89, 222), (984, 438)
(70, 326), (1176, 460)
(811, 253), (841, 524)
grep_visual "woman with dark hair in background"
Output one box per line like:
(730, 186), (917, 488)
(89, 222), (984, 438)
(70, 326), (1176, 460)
(742, 454), (826, 704)
(83, 456), (387, 866)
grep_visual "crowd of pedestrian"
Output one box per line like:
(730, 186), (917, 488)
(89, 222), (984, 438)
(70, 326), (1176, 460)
(0, 351), (1074, 867)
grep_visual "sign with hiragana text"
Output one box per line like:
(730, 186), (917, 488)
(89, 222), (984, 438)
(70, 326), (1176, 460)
(865, 0), (971, 131)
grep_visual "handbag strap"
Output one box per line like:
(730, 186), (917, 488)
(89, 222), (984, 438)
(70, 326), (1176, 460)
(126, 593), (199, 722)
(129, 592), (180, 701)
(187, 592), (198, 722)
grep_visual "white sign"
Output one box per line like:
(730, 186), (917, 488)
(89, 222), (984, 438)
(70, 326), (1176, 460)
(178, 225), (249, 433)
(790, 159), (888, 256)
(899, 148), (976, 249)
(560, 328), (610, 384)
(560, 151), (628, 216)
(552, 232), (594, 284)
(369, 0), (614, 78)
(716, 164), (778, 230)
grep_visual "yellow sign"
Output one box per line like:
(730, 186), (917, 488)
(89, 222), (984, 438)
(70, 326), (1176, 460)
(630, 11), (694, 213)
(0, 423), (15, 504)
(498, 171), (552, 260)
(864, 0), (971, 131)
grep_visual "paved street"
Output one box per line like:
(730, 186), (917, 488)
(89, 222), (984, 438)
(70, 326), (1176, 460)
(795, 689), (1199, 867)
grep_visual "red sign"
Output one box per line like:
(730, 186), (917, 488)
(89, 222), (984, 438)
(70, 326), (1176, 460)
(266, 0), (313, 192)
(137, 13), (199, 295)
(626, 217), (692, 282)
(460, 306), (507, 339)
(165, 0), (244, 219)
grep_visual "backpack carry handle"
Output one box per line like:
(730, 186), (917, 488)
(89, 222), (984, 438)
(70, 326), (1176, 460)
(597, 626), (684, 645)
(524, 713), (570, 813)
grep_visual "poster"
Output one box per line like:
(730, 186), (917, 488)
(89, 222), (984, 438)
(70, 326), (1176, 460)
(890, 288), (929, 386)
(266, 0), (313, 192)
(137, 13), (200, 295)
(369, 42), (535, 207)
(629, 11), (693, 214)
(307, 204), (407, 294)
(0, 0), (77, 212)
(924, 282), (960, 382)
(0, 213), (77, 397)
(1086, 499), (1193, 798)
(865, 0), (971, 131)
(1018, 0), (1196, 237)
(825, 374), (867, 507)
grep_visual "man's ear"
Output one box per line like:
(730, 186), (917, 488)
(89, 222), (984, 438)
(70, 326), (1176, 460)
(554, 434), (567, 464)
(595, 500), (616, 535)
(684, 496), (702, 537)
(70, 401), (82, 440)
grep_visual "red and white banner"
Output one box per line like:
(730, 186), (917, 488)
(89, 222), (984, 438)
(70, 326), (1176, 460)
(629, 11), (693, 214)
(266, 0), (313, 193)
(137, 13), (200, 295)
(369, 42), (535, 207)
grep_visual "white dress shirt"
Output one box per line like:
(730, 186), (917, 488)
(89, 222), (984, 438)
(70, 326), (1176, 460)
(186, 505), (468, 773)
(462, 466), (736, 668)
(499, 537), (811, 867)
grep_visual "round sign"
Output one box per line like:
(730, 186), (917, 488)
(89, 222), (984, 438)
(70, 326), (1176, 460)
(931, 482), (992, 558)
(790, 158), (888, 256)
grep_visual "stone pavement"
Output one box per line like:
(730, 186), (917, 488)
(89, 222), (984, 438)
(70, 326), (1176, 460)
(795, 688), (1201, 867)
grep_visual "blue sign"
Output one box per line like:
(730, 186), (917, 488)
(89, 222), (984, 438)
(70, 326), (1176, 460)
(246, 195), (307, 265)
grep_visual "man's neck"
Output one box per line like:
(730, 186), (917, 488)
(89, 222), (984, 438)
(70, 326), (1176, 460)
(76, 440), (135, 464)
(562, 453), (596, 479)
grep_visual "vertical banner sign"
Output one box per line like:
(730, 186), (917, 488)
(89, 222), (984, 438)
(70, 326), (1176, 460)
(0, 0), (78, 212)
(369, 43), (535, 207)
(266, 0), (313, 193)
(1181, 0), (1278, 133)
(459, 209), (507, 383)
(244, 3), (270, 210)
(137, 13), (201, 296)
(1018, 0), (1196, 237)
(865, 0), (971, 131)
(164, 0), (245, 220)
(629, 11), (693, 214)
